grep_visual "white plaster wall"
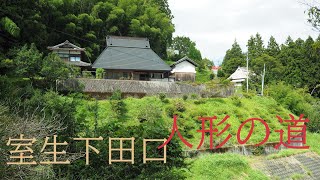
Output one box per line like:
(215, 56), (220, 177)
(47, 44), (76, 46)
(171, 61), (196, 73)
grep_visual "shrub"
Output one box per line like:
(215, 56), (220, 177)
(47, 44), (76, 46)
(159, 93), (166, 101)
(71, 67), (81, 78)
(165, 105), (175, 117)
(110, 89), (122, 100)
(162, 98), (169, 103)
(95, 68), (105, 79)
(191, 93), (199, 99)
(210, 73), (215, 80)
(137, 103), (162, 123)
(217, 69), (225, 77)
(230, 95), (242, 107)
(109, 90), (125, 119)
(174, 100), (186, 112)
(82, 71), (93, 78)
(182, 94), (188, 101)
(267, 82), (320, 132)
(194, 99), (206, 105)
(243, 90), (256, 99)
(252, 146), (265, 156)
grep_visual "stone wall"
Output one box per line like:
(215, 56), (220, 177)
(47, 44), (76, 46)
(58, 79), (234, 98)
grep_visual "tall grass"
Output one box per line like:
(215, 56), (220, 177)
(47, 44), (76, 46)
(186, 153), (268, 180)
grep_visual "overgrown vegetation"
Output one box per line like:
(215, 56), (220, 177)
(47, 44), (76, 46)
(185, 153), (268, 180)
(266, 82), (320, 133)
(78, 95), (295, 148)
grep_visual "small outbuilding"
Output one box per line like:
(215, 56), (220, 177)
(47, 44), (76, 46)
(170, 56), (198, 82)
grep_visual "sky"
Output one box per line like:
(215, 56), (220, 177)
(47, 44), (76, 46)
(168, 0), (319, 65)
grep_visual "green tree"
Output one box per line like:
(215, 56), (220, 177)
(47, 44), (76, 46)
(170, 36), (197, 59)
(217, 69), (225, 78)
(13, 44), (43, 79)
(0, 0), (175, 62)
(150, 0), (173, 19)
(307, 3), (320, 31)
(40, 53), (73, 84)
(266, 36), (280, 57)
(221, 40), (245, 76)
(188, 44), (202, 61)
(0, 17), (20, 38)
(251, 53), (284, 84)
(247, 33), (264, 61)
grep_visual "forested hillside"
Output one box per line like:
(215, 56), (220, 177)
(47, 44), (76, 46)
(0, 0), (174, 62)
(221, 34), (320, 97)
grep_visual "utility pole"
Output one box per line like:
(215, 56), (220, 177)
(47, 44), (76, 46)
(246, 52), (249, 93)
(261, 64), (266, 96)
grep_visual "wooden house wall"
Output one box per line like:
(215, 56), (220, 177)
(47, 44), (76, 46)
(174, 72), (196, 82)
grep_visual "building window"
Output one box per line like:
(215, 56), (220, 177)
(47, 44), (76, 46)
(70, 56), (80, 61)
(151, 73), (162, 79)
(123, 72), (128, 78)
(58, 54), (70, 58)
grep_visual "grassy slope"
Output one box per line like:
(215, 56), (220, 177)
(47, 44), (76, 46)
(308, 133), (320, 155)
(185, 153), (268, 180)
(77, 95), (295, 149)
(76, 95), (320, 179)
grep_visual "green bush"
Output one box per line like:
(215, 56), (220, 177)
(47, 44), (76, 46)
(174, 100), (186, 112)
(82, 71), (93, 78)
(194, 98), (206, 105)
(109, 90), (125, 119)
(71, 67), (81, 78)
(252, 146), (265, 156)
(110, 89), (122, 100)
(217, 69), (225, 77)
(165, 105), (175, 117)
(95, 68), (105, 79)
(267, 82), (320, 132)
(190, 93), (199, 99)
(231, 95), (242, 107)
(159, 93), (166, 101)
(210, 73), (215, 80)
(182, 94), (188, 101)
(162, 98), (169, 103)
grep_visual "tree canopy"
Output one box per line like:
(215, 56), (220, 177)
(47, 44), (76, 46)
(221, 34), (320, 97)
(0, 0), (175, 61)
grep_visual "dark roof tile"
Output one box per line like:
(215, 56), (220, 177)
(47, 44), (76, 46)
(93, 36), (171, 71)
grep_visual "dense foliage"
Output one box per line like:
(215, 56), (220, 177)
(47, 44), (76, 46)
(0, 0), (174, 61)
(168, 36), (214, 70)
(221, 33), (320, 97)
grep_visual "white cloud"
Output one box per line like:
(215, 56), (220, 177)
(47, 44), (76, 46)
(168, 0), (319, 64)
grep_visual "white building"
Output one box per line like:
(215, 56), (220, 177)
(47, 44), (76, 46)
(171, 56), (198, 82)
(228, 66), (249, 86)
